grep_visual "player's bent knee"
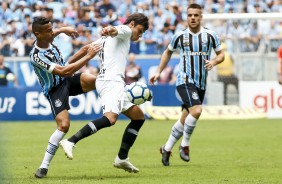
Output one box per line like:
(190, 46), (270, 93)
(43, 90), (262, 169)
(190, 106), (202, 118)
(104, 113), (118, 125)
(58, 122), (70, 133)
(81, 73), (96, 91)
(124, 105), (144, 120)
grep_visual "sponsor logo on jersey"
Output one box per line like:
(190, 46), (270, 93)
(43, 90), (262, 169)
(188, 51), (209, 56)
(33, 54), (48, 69)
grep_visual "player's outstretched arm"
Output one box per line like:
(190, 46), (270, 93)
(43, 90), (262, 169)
(53, 43), (102, 77)
(53, 27), (79, 39)
(101, 26), (118, 37)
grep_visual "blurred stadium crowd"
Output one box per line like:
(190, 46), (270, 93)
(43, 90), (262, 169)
(0, 0), (282, 58)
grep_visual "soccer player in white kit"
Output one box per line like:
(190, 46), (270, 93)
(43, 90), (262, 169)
(60, 13), (149, 173)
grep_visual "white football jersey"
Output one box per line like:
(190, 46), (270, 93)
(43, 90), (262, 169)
(95, 25), (132, 83)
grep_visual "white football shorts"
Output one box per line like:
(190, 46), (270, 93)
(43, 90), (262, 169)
(96, 80), (134, 114)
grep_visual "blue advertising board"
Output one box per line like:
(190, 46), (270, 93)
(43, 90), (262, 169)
(0, 85), (181, 121)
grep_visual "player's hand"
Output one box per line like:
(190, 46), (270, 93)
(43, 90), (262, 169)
(279, 75), (282, 85)
(149, 73), (160, 86)
(101, 26), (118, 37)
(87, 43), (102, 57)
(60, 27), (79, 39)
(203, 58), (215, 71)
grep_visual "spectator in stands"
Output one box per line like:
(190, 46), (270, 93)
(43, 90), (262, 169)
(157, 22), (174, 54)
(71, 24), (88, 54)
(142, 23), (157, 54)
(217, 43), (239, 105)
(0, 2), (14, 25)
(22, 24), (35, 56)
(277, 45), (282, 85)
(98, 0), (116, 17)
(118, 0), (136, 17)
(0, 55), (18, 86)
(105, 8), (120, 26)
(125, 53), (142, 84)
(0, 30), (11, 56)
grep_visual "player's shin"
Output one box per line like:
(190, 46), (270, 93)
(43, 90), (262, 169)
(164, 120), (184, 151)
(40, 129), (65, 169)
(118, 119), (145, 159)
(181, 114), (197, 147)
(68, 116), (111, 144)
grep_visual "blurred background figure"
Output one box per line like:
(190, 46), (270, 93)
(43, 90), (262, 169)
(0, 55), (18, 86)
(148, 65), (173, 85)
(277, 44), (282, 85)
(216, 43), (239, 105)
(125, 53), (142, 84)
(79, 61), (99, 77)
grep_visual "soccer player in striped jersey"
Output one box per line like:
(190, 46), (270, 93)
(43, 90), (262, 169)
(30, 16), (102, 178)
(59, 13), (149, 173)
(149, 3), (225, 166)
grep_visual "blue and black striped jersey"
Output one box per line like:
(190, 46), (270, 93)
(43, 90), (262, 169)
(29, 42), (66, 96)
(168, 27), (222, 90)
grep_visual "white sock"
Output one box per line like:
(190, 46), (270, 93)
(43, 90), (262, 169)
(181, 114), (197, 147)
(164, 120), (184, 151)
(39, 129), (65, 169)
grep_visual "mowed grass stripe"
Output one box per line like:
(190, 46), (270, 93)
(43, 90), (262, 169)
(0, 119), (282, 184)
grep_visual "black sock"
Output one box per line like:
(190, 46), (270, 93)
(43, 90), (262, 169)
(118, 119), (145, 159)
(68, 116), (111, 144)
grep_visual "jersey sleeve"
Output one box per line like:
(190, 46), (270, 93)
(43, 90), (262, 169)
(115, 25), (132, 40)
(211, 31), (222, 52)
(30, 52), (56, 73)
(168, 32), (183, 52)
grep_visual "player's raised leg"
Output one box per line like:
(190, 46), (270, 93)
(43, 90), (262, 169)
(60, 116), (112, 159)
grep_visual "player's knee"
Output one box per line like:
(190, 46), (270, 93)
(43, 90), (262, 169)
(57, 120), (70, 133)
(104, 113), (118, 125)
(58, 123), (70, 133)
(81, 74), (96, 91)
(190, 106), (202, 118)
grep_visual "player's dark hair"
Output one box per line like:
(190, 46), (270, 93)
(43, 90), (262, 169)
(123, 13), (149, 31)
(32, 16), (50, 33)
(187, 3), (202, 10)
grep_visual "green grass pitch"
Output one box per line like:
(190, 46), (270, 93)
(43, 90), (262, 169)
(0, 119), (282, 184)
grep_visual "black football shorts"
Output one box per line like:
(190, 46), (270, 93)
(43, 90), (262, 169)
(176, 82), (205, 110)
(47, 73), (84, 118)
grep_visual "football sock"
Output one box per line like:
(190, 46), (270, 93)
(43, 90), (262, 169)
(118, 119), (145, 159)
(164, 120), (184, 151)
(181, 114), (197, 147)
(40, 129), (65, 169)
(68, 116), (111, 144)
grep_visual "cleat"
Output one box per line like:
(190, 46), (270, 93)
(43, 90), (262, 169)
(179, 146), (190, 162)
(59, 139), (75, 160)
(113, 156), (139, 173)
(34, 168), (48, 178)
(160, 145), (171, 166)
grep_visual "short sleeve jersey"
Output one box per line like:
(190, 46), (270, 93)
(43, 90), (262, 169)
(29, 43), (65, 96)
(168, 27), (222, 90)
(96, 25), (132, 83)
